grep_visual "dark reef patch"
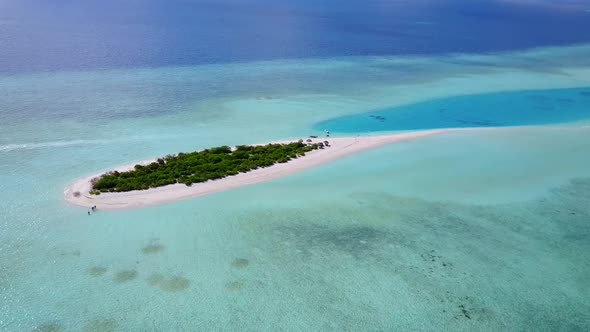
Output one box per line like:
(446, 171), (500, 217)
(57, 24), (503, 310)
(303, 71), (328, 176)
(54, 249), (81, 257)
(237, 177), (590, 329)
(225, 280), (244, 290)
(450, 296), (489, 321)
(88, 266), (108, 277)
(231, 258), (249, 269)
(83, 319), (118, 332)
(142, 242), (165, 255)
(146, 273), (164, 286)
(146, 273), (190, 292)
(32, 322), (63, 332)
(275, 223), (397, 259)
(160, 276), (190, 292)
(114, 270), (138, 283)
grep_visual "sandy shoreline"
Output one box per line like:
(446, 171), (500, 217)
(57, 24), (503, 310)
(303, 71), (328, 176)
(64, 129), (452, 210)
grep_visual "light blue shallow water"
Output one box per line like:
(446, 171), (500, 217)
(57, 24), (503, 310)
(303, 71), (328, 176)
(2, 127), (590, 331)
(1, 49), (590, 330)
(315, 87), (590, 132)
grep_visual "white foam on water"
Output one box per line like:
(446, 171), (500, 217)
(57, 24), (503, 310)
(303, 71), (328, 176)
(0, 139), (113, 152)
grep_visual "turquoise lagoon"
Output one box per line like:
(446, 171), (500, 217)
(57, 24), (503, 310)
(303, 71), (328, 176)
(1, 46), (590, 331)
(315, 87), (590, 132)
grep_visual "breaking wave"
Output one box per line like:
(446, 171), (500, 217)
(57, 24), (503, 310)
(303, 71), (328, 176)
(0, 139), (112, 152)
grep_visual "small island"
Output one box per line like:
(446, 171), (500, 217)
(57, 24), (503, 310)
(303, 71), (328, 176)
(65, 130), (450, 210)
(90, 141), (320, 194)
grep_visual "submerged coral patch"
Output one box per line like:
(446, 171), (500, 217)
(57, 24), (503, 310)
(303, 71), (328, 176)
(32, 322), (63, 332)
(160, 276), (191, 292)
(88, 266), (108, 277)
(146, 273), (164, 286)
(231, 258), (250, 269)
(275, 223), (394, 259)
(142, 242), (165, 255)
(146, 273), (190, 292)
(113, 270), (138, 283)
(83, 319), (118, 332)
(225, 280), (244, 290)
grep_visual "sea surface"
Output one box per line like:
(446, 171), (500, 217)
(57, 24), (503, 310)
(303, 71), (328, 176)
(2, 0), (590, 74)
(1, 1), (590, 331)
(316, 87), (590, 132)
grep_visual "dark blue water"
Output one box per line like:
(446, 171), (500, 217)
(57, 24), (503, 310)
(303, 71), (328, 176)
(314, 87), (590, 133)
(2, 0), (590, 73)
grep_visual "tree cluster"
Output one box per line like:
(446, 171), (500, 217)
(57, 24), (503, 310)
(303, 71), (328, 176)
(92, 142), (318, 193)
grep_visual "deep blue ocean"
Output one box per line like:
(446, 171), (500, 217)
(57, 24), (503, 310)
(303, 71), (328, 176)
(2, 0), (590, 73)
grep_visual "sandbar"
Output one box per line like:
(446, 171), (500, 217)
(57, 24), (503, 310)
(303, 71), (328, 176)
(64, 129), (451, 210)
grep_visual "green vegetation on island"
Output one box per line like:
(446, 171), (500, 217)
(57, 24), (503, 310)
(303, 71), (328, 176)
(91, 142), (319, 193)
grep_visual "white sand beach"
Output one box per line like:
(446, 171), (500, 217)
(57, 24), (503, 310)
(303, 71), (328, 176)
(64, 129), (451, 210)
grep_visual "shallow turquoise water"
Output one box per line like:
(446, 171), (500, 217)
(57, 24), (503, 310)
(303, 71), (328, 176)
(1, 48), (590, 331)
(3, 128), (589, 331)
(315, 87), (590, 133)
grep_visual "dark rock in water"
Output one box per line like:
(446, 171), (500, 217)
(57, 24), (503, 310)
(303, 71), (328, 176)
(580, 91), (590, 97)
(458, 304), (471, 319)
(370, 115), (386, 122)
